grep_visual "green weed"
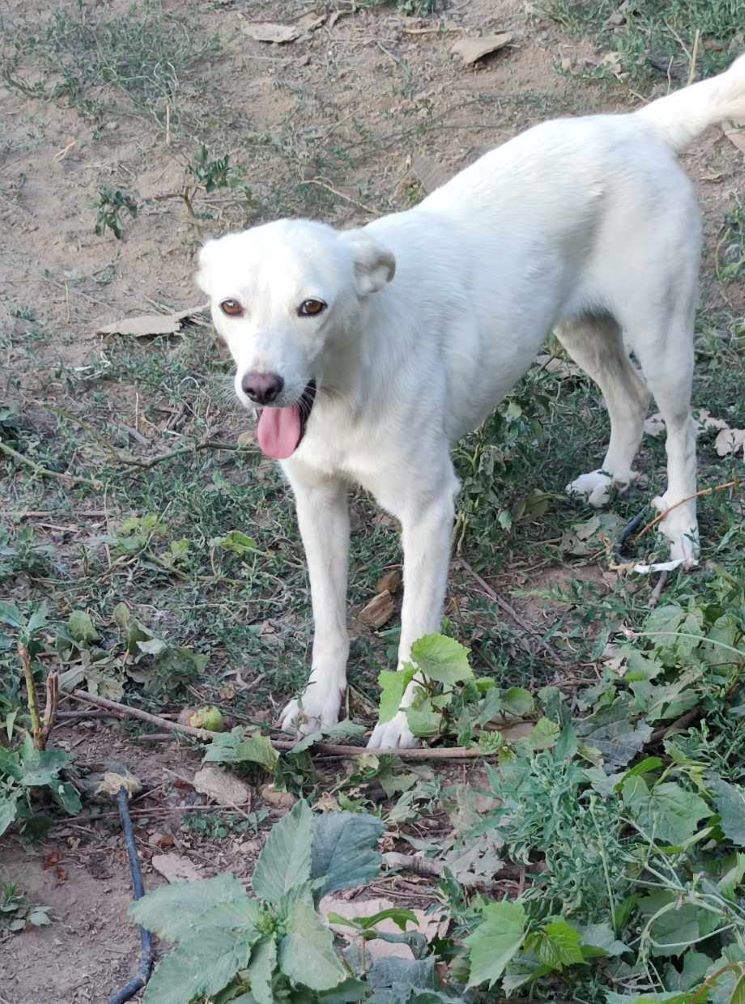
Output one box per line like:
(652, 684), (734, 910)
(94, 187), (138, 239)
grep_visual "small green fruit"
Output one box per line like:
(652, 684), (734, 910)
(189, 706), (225, 731)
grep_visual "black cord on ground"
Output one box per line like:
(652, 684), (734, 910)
(109, 782), (155, 1004)
(614, 506), (650, 563)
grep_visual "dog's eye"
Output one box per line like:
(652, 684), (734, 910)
(298, 298), (327, 317)
(220, 299), (243, 317)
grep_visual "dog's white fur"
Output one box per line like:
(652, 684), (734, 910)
(198, 56), (745, 749)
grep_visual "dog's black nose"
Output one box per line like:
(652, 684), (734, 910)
(242, 371), (284, 405)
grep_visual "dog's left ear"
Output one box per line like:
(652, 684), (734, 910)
(195, 240), (218, 296)
(340, 230), (396, 295)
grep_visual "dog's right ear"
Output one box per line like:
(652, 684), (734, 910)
(340, 230), (396, 295)
(195, 240), (218, 296)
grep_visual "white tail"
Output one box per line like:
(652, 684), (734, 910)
(635, 52), (745, 152)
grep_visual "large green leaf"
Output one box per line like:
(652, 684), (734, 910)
(622, 778), (712, 845)
(409, 635), (473, 685)
(246, 936), (277, 1004)
(532, 919), (584, 969)
(311, 811), (384, 899)
(0, 794), (19, 836)
(278, 900), (347, 991)
(605, 994), (692, 1003)
(707, 774), (745, 847)
(130, 873), (255, 941)
(68, 609), (98, 643)
(141, 926), (256, 1004)
(252, 800), (313, 904)
(18, 737), (71, 787)
(466, 900), (527, 988)
(378, 667), (417, 724)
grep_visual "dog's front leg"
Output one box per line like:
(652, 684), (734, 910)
(280, 468), (350, 734)
(368, 482), (457, 749)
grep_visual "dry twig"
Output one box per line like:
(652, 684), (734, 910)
(69, 690), (501, 759)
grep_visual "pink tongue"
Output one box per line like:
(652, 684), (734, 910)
(256, 405), (302, 460)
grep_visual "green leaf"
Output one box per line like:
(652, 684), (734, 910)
(707, 774), (745, 847)
(501, 687), (534, 717)
(579, 922), (627, 958)
(278, 900), (347, 991)
(0, 602), (23, 628)
(18, 738), (71, 788)
(209, 530), (259, 555)
(378, 666), (416, 724)
(141, 925), (256, 1004)
(409, 634), (473, 685)
(729, 974), (745, 1004)
(406, 698), (443, 738)
(520, 717), (560, 752)
(130, 873), (255, 941)
(68, 610), (98, 643)
(0, 794), (19, 836)
(622, 778), (712, 844)
(581, 715), (653, 771)
(204, 729), (279, 772)
(531, 919), (585, 970)
(466, 900), (527, 988)
(253, 800), (313, 904)
(311, 811), (384, 899)
(246, 936), (276, 1004)
(25, 604), (48, 637)
(137, 637), (169, 657)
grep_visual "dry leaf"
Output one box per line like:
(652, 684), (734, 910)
(715, 426), (745, 457)
(243, 21), (301, 43)
(450, 32), (512, 66)
(243, 12), (325, 44)
(151, 853), (202, 883)
(97, 306), (205, 338)
(358, 590), (395, 629)
(376, 569), (402, 595)
(644, 412), (666, 437)
(193, 765), (252, 807)
(723, 119), (745, 155)
(261, 784), (297, 810)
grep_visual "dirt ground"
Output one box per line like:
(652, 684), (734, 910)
(1, 0), (743, 1000)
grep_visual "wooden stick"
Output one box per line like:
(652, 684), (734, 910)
(0, 440), (103, 490)
(69, 690), (497, 760)
(633, 479), (740, 543)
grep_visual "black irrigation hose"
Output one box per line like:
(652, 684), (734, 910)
(614, 506), (650, 563)
(109, 784), (155, 1004)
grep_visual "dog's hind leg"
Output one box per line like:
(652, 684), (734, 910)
(558, 315), (651, 507)
(621, 308), (699, 565)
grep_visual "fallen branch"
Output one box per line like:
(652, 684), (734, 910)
(0, 440), (103, 490)
(114, 438), (253, 470)
(383, 851), (523, 891)
(69, 690), (500, 760)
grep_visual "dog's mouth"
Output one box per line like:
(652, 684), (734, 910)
(255, 380), (317, 460)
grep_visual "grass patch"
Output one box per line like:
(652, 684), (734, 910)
(1, 0), (220, 125)
(540, 0), (743, 82)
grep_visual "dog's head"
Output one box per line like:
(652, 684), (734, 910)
(196, 219), (395, 458)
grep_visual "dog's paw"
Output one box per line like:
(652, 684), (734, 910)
(652, 495), (699, 567)
(566, 469), (637, 508)
(279, 681), (344, 735)
(367, 711), (418, 750)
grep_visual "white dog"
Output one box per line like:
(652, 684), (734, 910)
(198, 56), (745, 749)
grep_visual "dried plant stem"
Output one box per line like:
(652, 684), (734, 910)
(19, 644), (43, 749)
(0, 440), (103, 490)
